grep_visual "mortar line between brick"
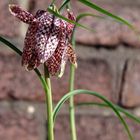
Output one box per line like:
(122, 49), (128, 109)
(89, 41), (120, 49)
(118, 59), (128, 107)
(0, 100), (133, 117)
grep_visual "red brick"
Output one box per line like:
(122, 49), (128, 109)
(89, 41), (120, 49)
(0, 108), (41, 140)
(121, 59), (140, 107)
(0, 43), (113, 103)
(55, 115), (140, 140)
(0, 0), (20, 37)
(74, 58), (112, 103)
(0, 51), (45, 101)
(71, 0), (140, 47)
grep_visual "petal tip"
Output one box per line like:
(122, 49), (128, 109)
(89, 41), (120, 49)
(74, 62), (78, 68)
(22, 64), (33, 71)
(58, 72), (63, 78)
(9, 4), (16, 12)
(9, 4), (20, 16)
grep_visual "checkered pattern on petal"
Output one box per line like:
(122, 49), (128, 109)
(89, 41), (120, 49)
(22, 22), (40, 70)
(9, 4), (36, 24)
(41, 17), (64, 63)
(66, 44), (77, 67)
(45, 20), (68, 76)
(10, 4), (77, 76)
(22, 10), (54, 70)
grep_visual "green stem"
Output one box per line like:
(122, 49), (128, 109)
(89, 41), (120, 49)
(44, 65), (54, 140)
(69, 23), (77, 140)
(69, 65), (77, 140)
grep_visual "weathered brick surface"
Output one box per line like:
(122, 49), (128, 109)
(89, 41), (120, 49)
(1, 101), (140, 140)
(0, 44), (113, 103)
(0, 0), (19, 37)
(0, 112), (39, 140)
(71, 0), (140, 47)
(0, 102), (45, 140)
(0, 49), (45, 101)
(122, 58), (140, 107)
(55, 115), (140, 140)
(74, 58), (112, 103)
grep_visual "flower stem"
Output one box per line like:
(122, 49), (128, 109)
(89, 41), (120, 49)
(44, 65), (54, 140)
(69, 26), (77, 140)
(69, 65), (77, 140)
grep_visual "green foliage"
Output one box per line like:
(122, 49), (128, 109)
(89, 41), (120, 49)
(0, 0), (138, 140)
(77, 102), (140, 124)
(53, 89), (134, 140)
(79, 0), (134, 29)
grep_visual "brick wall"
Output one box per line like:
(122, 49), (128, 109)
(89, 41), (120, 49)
(1, 0), (140, 140)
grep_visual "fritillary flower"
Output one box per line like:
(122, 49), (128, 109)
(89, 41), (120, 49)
(9, 4), (77, 77)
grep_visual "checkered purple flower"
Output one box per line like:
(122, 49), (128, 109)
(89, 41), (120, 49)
(9, 4), (77, 77)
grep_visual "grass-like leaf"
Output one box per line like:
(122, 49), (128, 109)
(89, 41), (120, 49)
(79, 0), (134, 29)
(47, 7), (95, 32)
(53, 89), (133, 140)
(77, 102), (140, 124)
(58, 0), (70, 11)
(0, 36), (22, 55)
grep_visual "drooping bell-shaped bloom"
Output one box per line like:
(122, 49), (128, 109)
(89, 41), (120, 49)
(9, 4), (77, 77)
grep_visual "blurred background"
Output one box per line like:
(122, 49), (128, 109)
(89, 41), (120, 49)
(1, 0), (140, 139)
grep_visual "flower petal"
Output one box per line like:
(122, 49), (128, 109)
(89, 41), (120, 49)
(66, 44), (77, 68)
(45, 21), (68, 76)
(22, 11), (54, 70)
(45, 42), (68, 77)
(22, 22), (40, 70)
(57, 43), (77, 77)
(9, 4), (35, 24)
(66, 10), (76, 36)
(45, 13), (76, 77)
(40, 17), (65, 63)
(67, 9), (76, 21)
(58, 48), (68, 77)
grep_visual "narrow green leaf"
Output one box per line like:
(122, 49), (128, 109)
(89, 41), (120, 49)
(77, 102), (140, 124)
(79, 0), (134, 29)
(0, 36), (22, 55)
(53, 89), (133, 140)
(47, 7), (95, 32)
(58, 0), (70, 11)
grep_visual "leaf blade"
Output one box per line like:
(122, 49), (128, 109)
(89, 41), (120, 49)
(79, 0), (134, 29)
(77, 102), (140, 124)
(53, 89), (133, 140)
(0, 36), (22, 55)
